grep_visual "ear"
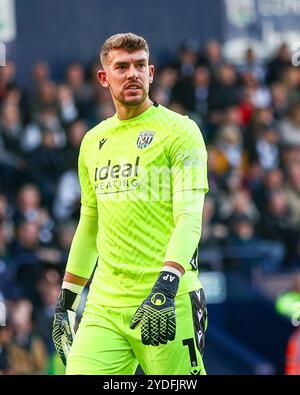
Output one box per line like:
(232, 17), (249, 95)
(97, 69), (109, 88)
(149, 64), (155, 84)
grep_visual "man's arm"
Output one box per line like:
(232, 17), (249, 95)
(64, 205), (98, 280)
(164, 117), (208, 271)
(161, 189), (206, 286)
(52, 134), (99, 364)
(164, 188), (205, 271)
(52, 209), (98, 366)
(129, 189), (206, 345)
(130, 118), (208, 346)
(52, 206), (98, 365)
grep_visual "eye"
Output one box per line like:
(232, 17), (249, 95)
(116, 64), (126, 70)
(137, 63), (146, 69)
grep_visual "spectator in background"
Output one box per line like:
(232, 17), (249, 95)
(210, 124), (247, 176)
(52, 120), (86, 220)
(223, 106), (244, 131)
(55, 220), (77, 268)
(199, 194), (227, 271)
(0, 103), (26, 198)
(224, 212), (284, 273)
(27, 128), (64, 211)
(284, 161), (300, 230)
(53, 171), (81, 221)
(238, 47), (266, 83)
(239, 86), (256, 127)
(4, 86), (23, 112)
(31, 62), (51, 96)
(150, 66), (178, 108)
(0, 61), (17, 104)
(62, 119), (86, 171)
(206, 145), (222, 193)
(248, 125), (280, 171)
(13, 184), (54, 245)
(171, 65), (210, 125)
(0, 260), (18, 301)
(0, 202), (17, 299)
(245, 161), (264, 193)
(258, 189), (295, 265)
(34, 268), (61, 355)
(173, 39), (200, 78)
(216, 168), (245, 210)
(278, 102), (300, 147)
(0, 215), (18, 299)
(8, 298), (47, 374)
(208, 64), (240, 117)
(281, 146), (300, 170)
(57, 84), (79, 125)
(9, 220), (41, 302)
(241, 71), (271, 109)
(266, 43), (291, 84)
(0, 215), (11, 267)
(280, 66), (300, 105)
(90, 85), (115, 123)
(30, 80), (57, 118)
(248, 107), (275, 133)
(65, 63), (93, 118)
(0, 103), (23, 151)
(23, 106), (66, 152)
(252, 167), (284, 212)
(222, 188), (260, 226)
(223, 213), (260, 272)
(270, 82), (289, 119)
(0, 193), (14, 245)
(33, 267), (66, 375)
(0, 324), (13, 374)
(199, 40), (224, 76)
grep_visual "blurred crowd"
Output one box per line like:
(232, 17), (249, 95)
(0, 39), (300, 374)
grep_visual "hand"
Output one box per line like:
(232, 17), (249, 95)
(130, 270), (180, 346)
(52, 289), (80, 365)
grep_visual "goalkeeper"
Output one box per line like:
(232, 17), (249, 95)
(52, 32), (209, 375)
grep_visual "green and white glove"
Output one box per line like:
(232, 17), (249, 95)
(130, 267), (181, 346)
(52, 283), (83, 365)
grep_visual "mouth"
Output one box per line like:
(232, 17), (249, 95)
(125, 83), (142, 91)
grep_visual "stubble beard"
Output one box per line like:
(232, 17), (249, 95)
(113, 86), (148, 107)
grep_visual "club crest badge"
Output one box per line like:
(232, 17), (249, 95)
(137, 131), (155, 149)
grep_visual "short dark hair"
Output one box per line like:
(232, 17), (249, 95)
(100, 32), (149, 65)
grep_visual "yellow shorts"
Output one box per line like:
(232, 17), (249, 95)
(66, 289), (207, 375)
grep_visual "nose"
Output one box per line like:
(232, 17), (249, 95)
(128, 64), (139, 80)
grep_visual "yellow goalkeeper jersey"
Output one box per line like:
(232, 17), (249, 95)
(77, 103), (208, 306)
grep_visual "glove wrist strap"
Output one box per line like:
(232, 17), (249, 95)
(62, 281), (84, 295)
(161, 265), (183, 278)
(152, 270), (180, 299)
(58, 288), (81, 312)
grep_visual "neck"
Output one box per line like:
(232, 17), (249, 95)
(115, 97), (153, 120)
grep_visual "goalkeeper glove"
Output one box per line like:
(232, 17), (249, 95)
(52, 285), (82, 365)
(130, 267), (181, 346)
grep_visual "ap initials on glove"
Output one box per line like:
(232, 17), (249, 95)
(130, 269), (180, 346)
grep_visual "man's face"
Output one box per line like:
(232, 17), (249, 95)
(98, 48), (154, 107)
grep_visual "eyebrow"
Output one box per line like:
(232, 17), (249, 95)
(113, 58), (147, 66)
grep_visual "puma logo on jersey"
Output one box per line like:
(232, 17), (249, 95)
(163, 274), (176, 282)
